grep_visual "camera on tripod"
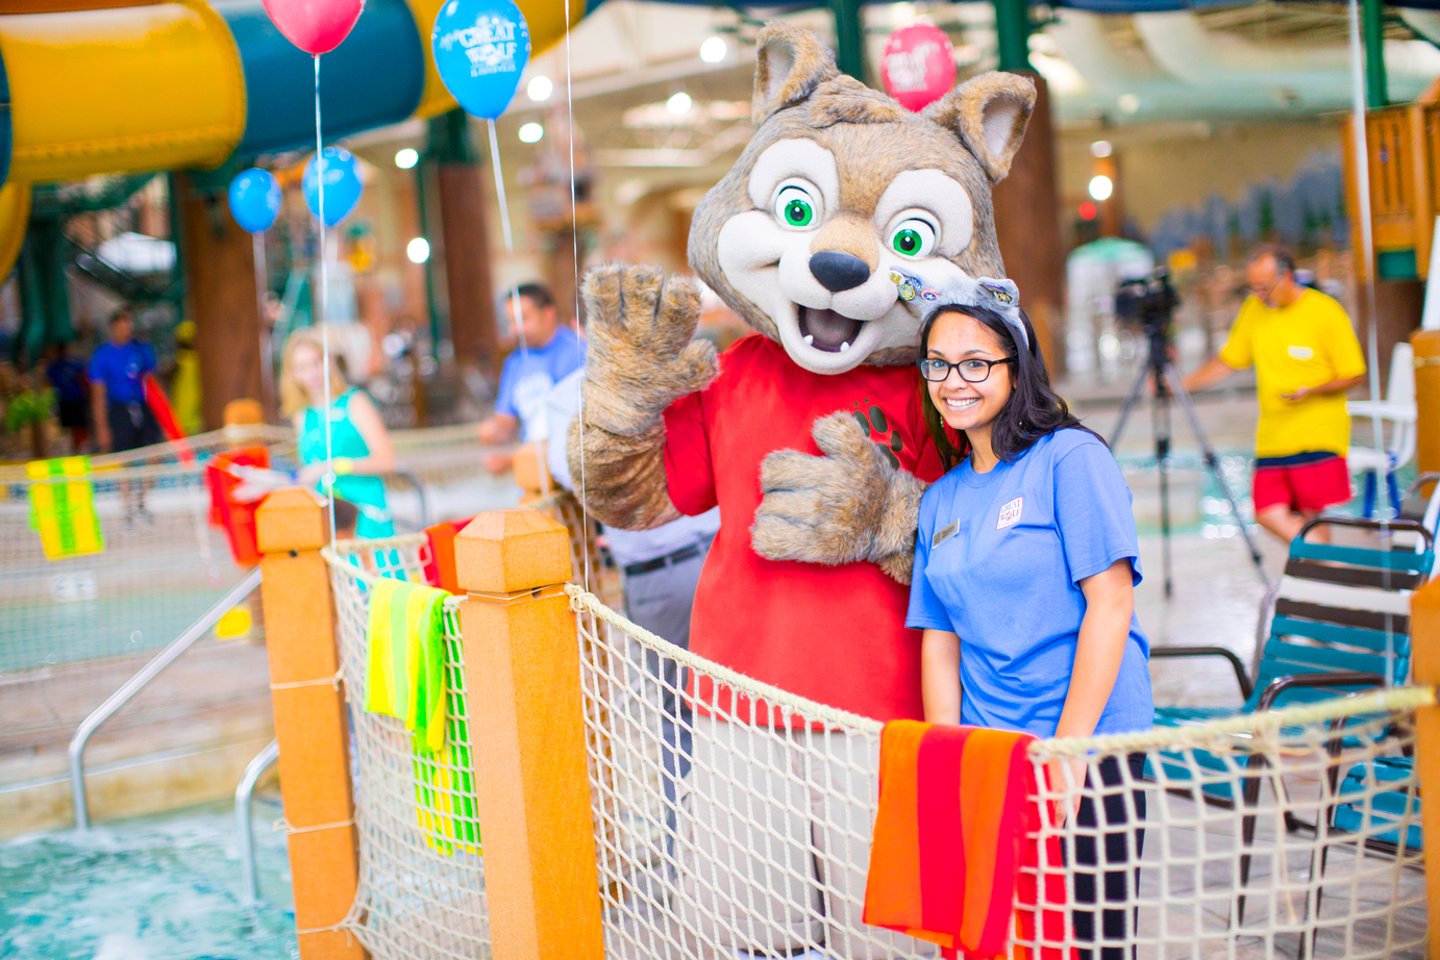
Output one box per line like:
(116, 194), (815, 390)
(1114, 268), (1180, 334)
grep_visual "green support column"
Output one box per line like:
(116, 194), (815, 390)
(16, 188), (73, 362)
(1362, 0), (1389, 109)
(166, 173), (187, 307)
(830, 0), (865, 80)
(995, 0), (1032, 73)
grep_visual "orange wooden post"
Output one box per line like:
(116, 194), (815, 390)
(256, 489), (365, 960)
(1411, 574), (1440, 960)
(512, 441), (553, 505)
(455, 510), (605, 960)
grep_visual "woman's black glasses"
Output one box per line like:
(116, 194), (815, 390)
(917, 356), (1017, 383)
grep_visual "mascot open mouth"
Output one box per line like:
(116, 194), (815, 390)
(798, 307), (865, 354)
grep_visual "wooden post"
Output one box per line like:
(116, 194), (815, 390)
(1412, 575), (1440, 960)
(256, 490), (365, 960)
(455, 510), (605, 960)
(512, 442), (551, 504)
(176, 174), (265, 431)
(992, 71), (1064, 373)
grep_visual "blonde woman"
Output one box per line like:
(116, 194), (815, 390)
(280, 327), (396, 538)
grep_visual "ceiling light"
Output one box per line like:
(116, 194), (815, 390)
(666, 91), (692, 115)
(406, 237), (430, 264)
(1088, 175), (1114, 202)
(1090, 140), (1112, 159)
(394, 147), (419, 169)
(700, 37), (728, 63)
(1117, 93), (1141, 114)
(527, 75), (553, 102)
(518, 122), (544, 144)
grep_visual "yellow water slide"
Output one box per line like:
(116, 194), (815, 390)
(0, 0), (578, 275)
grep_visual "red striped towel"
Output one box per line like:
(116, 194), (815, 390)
(863, 720), (1069, 959)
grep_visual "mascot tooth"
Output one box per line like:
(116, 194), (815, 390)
(567, 21), (1033, 956)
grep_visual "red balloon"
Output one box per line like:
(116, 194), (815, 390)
(880, 24), (957, 113)
(262, 0), (366, 55)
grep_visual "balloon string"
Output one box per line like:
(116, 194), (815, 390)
(485, 118), (529, 366)
(315, 53), (336, 545)
(562, 0), (590, 592)
(252, 231), (274, 416)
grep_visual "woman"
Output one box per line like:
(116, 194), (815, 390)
(280, 327), (396, 539)
(906, 285), (1153, 959)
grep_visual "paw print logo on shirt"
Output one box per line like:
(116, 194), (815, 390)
(852, 399), (904, 469)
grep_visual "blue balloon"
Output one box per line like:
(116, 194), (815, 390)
(432, 0), (531, 121)
(302, 147), (363, 227)
(228, 168), (282, 234)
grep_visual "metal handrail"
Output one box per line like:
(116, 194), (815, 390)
(68, 568), (264, 830)
(236, 739), (280, 905)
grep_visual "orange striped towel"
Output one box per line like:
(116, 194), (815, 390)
(863, 721), (1069, 959)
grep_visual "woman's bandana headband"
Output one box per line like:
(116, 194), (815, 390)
(889, 271), (1029, 351)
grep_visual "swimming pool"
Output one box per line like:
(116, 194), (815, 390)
(0, 796), (297, 959)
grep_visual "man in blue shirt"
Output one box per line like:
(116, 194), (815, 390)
(89, 308), (160, 454)
(476, 282), (586, 474)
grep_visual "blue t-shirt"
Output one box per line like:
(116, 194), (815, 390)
(495, 326), (586, 442)
(907, 428), (1154, 738)
(88, 341), (156, 405)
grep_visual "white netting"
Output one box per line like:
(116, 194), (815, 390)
(302, 511), (1432, 960)
(327, 537), (491, 959)
(568, 587), (1431, 960)
(1, 459), (246, 679)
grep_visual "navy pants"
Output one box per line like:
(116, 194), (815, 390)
(1065, 753), (1148, 960)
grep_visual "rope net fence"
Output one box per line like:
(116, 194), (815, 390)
(1, 458), (242, 679)
(316, 508), (1430, 960)
(570, 582), (1430, 960)
(327, 536), (491, 959)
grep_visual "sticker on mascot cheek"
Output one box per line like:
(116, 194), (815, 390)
(997, 496), (1024, 530)
(932, 519), (959, 548)
(889, 271), (923, 303)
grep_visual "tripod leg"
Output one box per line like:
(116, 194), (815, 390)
(1108, 363), (1153, 449)
(1162, 364), (1272, 587)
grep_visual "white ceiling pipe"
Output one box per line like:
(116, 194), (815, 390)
(1045, 12), (1293, 120)
(1132, 10), (1440, 101)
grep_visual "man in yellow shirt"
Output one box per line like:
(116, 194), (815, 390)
(1183, 247), (1366, 543)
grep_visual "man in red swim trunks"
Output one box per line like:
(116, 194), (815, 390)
(1184, 246), (1367, 542)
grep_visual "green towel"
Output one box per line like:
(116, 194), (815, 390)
(365, 579), (479, 855)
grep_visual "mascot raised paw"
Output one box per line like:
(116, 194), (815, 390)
(569, 21), (1033, 724)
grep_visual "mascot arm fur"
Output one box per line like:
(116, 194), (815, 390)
(751, 413), (925, 584)
(565, 264), (718, 531)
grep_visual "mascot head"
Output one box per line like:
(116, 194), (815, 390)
(689, 22), (1036, 375)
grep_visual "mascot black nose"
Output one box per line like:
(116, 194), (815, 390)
(809, 252), (870, 292)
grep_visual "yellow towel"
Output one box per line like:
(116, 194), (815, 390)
(27, 457), (104, 560)
(365, 579), (478, 855)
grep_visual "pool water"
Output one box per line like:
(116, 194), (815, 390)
(0, 796), (297, 960)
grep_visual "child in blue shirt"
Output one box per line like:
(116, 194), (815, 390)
(906, 280), (1153, 959)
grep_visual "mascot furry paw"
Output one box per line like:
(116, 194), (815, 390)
(569, 21), (1033, 723)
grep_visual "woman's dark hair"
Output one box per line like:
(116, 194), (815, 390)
(917, 303), (1097, 471)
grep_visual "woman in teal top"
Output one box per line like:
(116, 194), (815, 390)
(280, 328), (396, 539)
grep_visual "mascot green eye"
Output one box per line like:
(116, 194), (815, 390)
(888, 218), (937, 258)
(773, 184), (817, 229)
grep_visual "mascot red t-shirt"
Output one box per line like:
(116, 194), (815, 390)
(664, 335), (942, 724)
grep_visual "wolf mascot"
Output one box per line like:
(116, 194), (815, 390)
(568, 22), (1034, 956)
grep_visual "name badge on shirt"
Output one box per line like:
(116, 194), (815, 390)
(1287, 344), (1314, 360)
(932, 520), (959, 548)
(997, 496), (1024, 530)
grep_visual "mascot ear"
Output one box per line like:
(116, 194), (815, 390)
(925, 73), (1036, 183)
(752, 23), (840, 125)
